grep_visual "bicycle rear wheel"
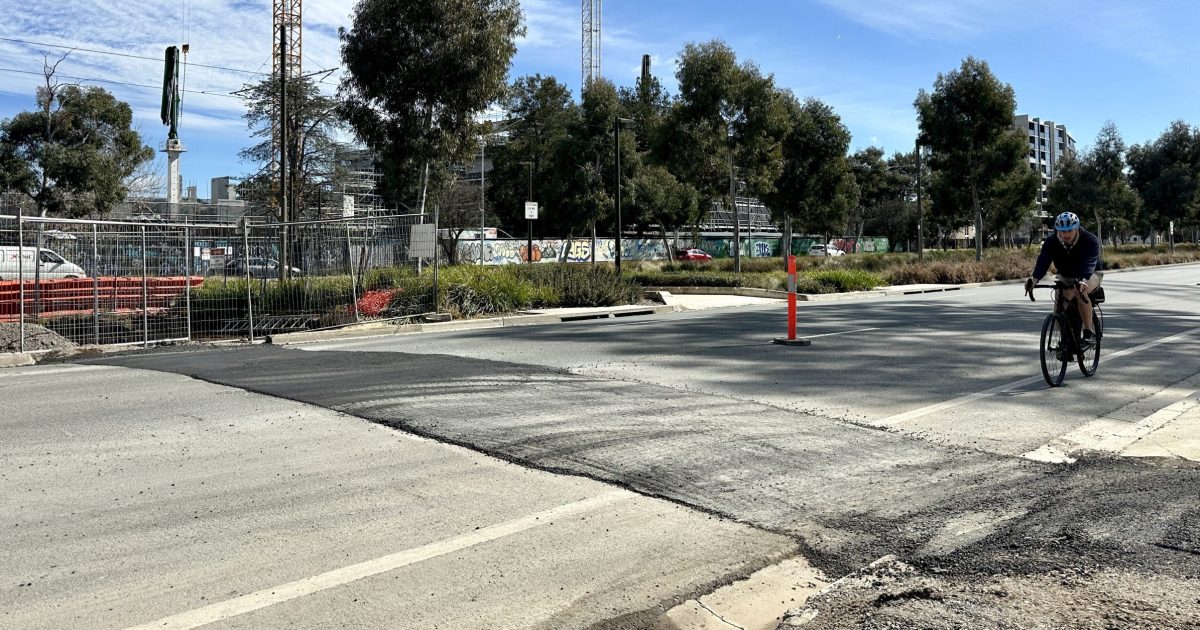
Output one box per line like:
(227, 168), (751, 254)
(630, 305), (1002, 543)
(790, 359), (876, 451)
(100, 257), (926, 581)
(1041, 313), (1069, 387)
(1079, 307), (1102, 377)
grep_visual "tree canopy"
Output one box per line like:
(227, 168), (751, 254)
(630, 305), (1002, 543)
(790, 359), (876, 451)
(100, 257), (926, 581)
(1127, 120), (1200, 238)
(916, 57), (1038, 259)
(760, 94), (857, 241)
(0, 57), (153, 218)
(338, 0), (524, 212)
(237, 75), (343, 220)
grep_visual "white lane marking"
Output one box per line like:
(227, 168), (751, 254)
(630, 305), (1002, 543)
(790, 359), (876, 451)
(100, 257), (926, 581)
(805, 327), (879, 339)
(0, 364), (115, 378)
(874, 326), (1200, 428)
(122, 489), (633, 630)
(1023, 388), (1200, 463)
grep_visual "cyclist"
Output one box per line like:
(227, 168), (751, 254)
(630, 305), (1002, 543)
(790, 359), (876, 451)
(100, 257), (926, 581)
(1024, 211), (1102, 347)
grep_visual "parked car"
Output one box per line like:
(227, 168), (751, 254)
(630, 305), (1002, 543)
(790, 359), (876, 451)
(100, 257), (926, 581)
(0, 246), (86, 280)
(225, 257), (302, 278)
(807, 244), (844, 257)
(674, 248), (713, 262)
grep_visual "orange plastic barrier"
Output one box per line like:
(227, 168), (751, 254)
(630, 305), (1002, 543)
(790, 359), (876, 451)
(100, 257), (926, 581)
(0, 276), (204, 322)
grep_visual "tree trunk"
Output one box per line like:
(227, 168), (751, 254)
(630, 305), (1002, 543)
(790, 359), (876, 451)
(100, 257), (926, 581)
(783, 215), (793, 260)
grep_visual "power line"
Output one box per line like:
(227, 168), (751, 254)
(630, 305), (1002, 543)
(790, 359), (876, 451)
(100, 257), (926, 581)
(0, 67), (242, 99)
(0, 35), (267, 76)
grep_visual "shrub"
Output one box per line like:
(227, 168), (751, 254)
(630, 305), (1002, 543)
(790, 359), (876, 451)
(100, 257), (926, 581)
(364, 266), (417, 291)
(805, 269), (884, 292)
(629, 271), (745, 288)
(511, 264), (640, 307)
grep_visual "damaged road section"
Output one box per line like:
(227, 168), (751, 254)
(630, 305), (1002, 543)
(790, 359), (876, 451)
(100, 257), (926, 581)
(81, 346), (1200, 627)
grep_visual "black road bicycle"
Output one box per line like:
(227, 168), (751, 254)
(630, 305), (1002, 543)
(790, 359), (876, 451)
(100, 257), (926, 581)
(1029, 279), (1105, 387)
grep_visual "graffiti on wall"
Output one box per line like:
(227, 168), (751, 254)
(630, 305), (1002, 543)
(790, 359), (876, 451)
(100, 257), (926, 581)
(456, 238), (668, 265)
(454, 236), (887, 265)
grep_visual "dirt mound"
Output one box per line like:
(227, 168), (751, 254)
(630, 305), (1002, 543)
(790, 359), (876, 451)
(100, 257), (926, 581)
(779, 555), (1200, 629)
(0, 323), (78, 353)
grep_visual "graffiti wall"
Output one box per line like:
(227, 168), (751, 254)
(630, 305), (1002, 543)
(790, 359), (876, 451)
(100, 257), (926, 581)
(455, 238), (669, 266)
(452, 236), (888, 265)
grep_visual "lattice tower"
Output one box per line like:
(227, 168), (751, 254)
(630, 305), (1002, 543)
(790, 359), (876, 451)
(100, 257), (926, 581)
(272, 0), (302, 201)
(582, 0), (601, 88)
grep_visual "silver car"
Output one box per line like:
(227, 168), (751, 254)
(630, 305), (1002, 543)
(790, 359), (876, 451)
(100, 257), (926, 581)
(225, 257), (302, 278)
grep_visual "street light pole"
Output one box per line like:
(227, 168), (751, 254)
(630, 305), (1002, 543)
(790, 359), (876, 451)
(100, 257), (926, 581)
(718, 103), (745, 272)
(729, 136), (741, 273)
(916, 139), (924, 261)
(479, 137), (486, 266)
(614, 117), (633, 275)
(520, 160), (534, 264)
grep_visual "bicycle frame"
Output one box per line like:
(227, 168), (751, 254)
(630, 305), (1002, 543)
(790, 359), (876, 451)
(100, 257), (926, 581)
(1029, 278), (1103, 386)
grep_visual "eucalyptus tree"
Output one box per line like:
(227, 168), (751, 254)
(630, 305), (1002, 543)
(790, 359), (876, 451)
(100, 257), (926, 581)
(915, 57), (1038, 259)
(486, 74), (576, 234)
(237, 75), (342, 219)
(1127, 120), (1200, 243)
(760, 93), (857, 255)
(659, 40), (789, 268)
(0, 54), (153, 218)
(1045, 122), (1141, 244)
(338, 0), (524, 213)
(541, 78), (639, 245)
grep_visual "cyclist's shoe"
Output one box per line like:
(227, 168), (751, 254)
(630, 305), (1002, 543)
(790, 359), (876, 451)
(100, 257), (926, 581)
(1080, 330), (1096, 350)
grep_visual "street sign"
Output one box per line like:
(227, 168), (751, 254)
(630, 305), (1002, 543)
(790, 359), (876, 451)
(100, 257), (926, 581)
(525, 201), (539, 220)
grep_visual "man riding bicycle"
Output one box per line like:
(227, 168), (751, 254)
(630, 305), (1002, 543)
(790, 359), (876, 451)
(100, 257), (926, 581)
(1024, 211), (1102, 347)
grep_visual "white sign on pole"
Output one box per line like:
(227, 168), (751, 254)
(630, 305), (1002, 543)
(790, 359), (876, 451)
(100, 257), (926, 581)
(524, 201), (539, 220)
(342, 195), (355, 218)
(410, 224), (436, 259)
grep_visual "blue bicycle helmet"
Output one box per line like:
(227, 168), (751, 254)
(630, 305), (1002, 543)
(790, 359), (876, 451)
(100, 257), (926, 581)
(1054, 211), (1080, 231)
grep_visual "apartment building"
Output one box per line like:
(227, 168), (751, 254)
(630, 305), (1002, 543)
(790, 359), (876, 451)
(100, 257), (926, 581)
(1014, 114), (1077, 217)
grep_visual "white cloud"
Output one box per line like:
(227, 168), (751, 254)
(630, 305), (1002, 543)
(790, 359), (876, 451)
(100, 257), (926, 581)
(812, 0), (1028, 42)
(519, 0), (578, 49)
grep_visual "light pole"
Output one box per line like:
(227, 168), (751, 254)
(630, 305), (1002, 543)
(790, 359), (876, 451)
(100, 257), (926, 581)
(478, 135), (486, 266)
(916, 140), (925, 261)
(614, 117), (634, 275)
(721, 105), (744, 273)
(519, 160), (534, 264)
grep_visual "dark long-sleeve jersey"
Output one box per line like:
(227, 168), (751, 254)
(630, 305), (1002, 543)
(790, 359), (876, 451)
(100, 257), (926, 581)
(1032, 228), (1101, 280)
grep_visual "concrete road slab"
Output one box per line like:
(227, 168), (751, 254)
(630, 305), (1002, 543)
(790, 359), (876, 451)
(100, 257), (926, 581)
(0, 364), (798, 630)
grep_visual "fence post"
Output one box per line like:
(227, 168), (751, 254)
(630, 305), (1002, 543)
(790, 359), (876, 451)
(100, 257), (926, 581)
(17, 210), (24, 353)
(242, 219), (255, 342)
(185, 226), (192, 341)
(92, 224), (99, 345)
(347, 224), (360, 322)
(141, 225), (149, 347)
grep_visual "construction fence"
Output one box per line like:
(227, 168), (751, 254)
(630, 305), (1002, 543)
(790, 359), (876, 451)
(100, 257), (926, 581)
(1, 213), (437, 352)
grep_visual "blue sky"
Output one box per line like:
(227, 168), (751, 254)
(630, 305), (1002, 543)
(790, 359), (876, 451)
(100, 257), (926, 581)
(1, 0), (1198, 199)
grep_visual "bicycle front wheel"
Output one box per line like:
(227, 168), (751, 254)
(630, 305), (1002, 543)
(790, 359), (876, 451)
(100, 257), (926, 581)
(1078, 308), (1102, 377)
(1041, 313), (1068, 387)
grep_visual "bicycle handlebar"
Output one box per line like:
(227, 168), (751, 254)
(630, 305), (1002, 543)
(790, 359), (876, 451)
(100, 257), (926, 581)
(1027, 279), (1090, 304)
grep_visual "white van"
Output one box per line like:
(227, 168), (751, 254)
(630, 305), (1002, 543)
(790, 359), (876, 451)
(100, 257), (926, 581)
(0, 246), (87, 280)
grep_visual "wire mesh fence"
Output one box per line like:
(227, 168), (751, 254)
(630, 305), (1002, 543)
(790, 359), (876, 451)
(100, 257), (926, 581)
(1, 213), (437, 352)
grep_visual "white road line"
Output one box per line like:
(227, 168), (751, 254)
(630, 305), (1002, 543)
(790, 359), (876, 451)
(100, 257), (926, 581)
(122, 490), (633, 630)
(805, 327), (879, 339)
(874, 326), (1200, 428)
(0, 364), (115, 378)
(1023, 382), (1200, 463)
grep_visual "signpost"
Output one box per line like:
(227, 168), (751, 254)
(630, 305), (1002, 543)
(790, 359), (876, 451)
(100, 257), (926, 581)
(525, 202), (538, 264)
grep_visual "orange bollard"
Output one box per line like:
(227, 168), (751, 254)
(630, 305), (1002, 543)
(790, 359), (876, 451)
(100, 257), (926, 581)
(774, 254), (811, 346)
